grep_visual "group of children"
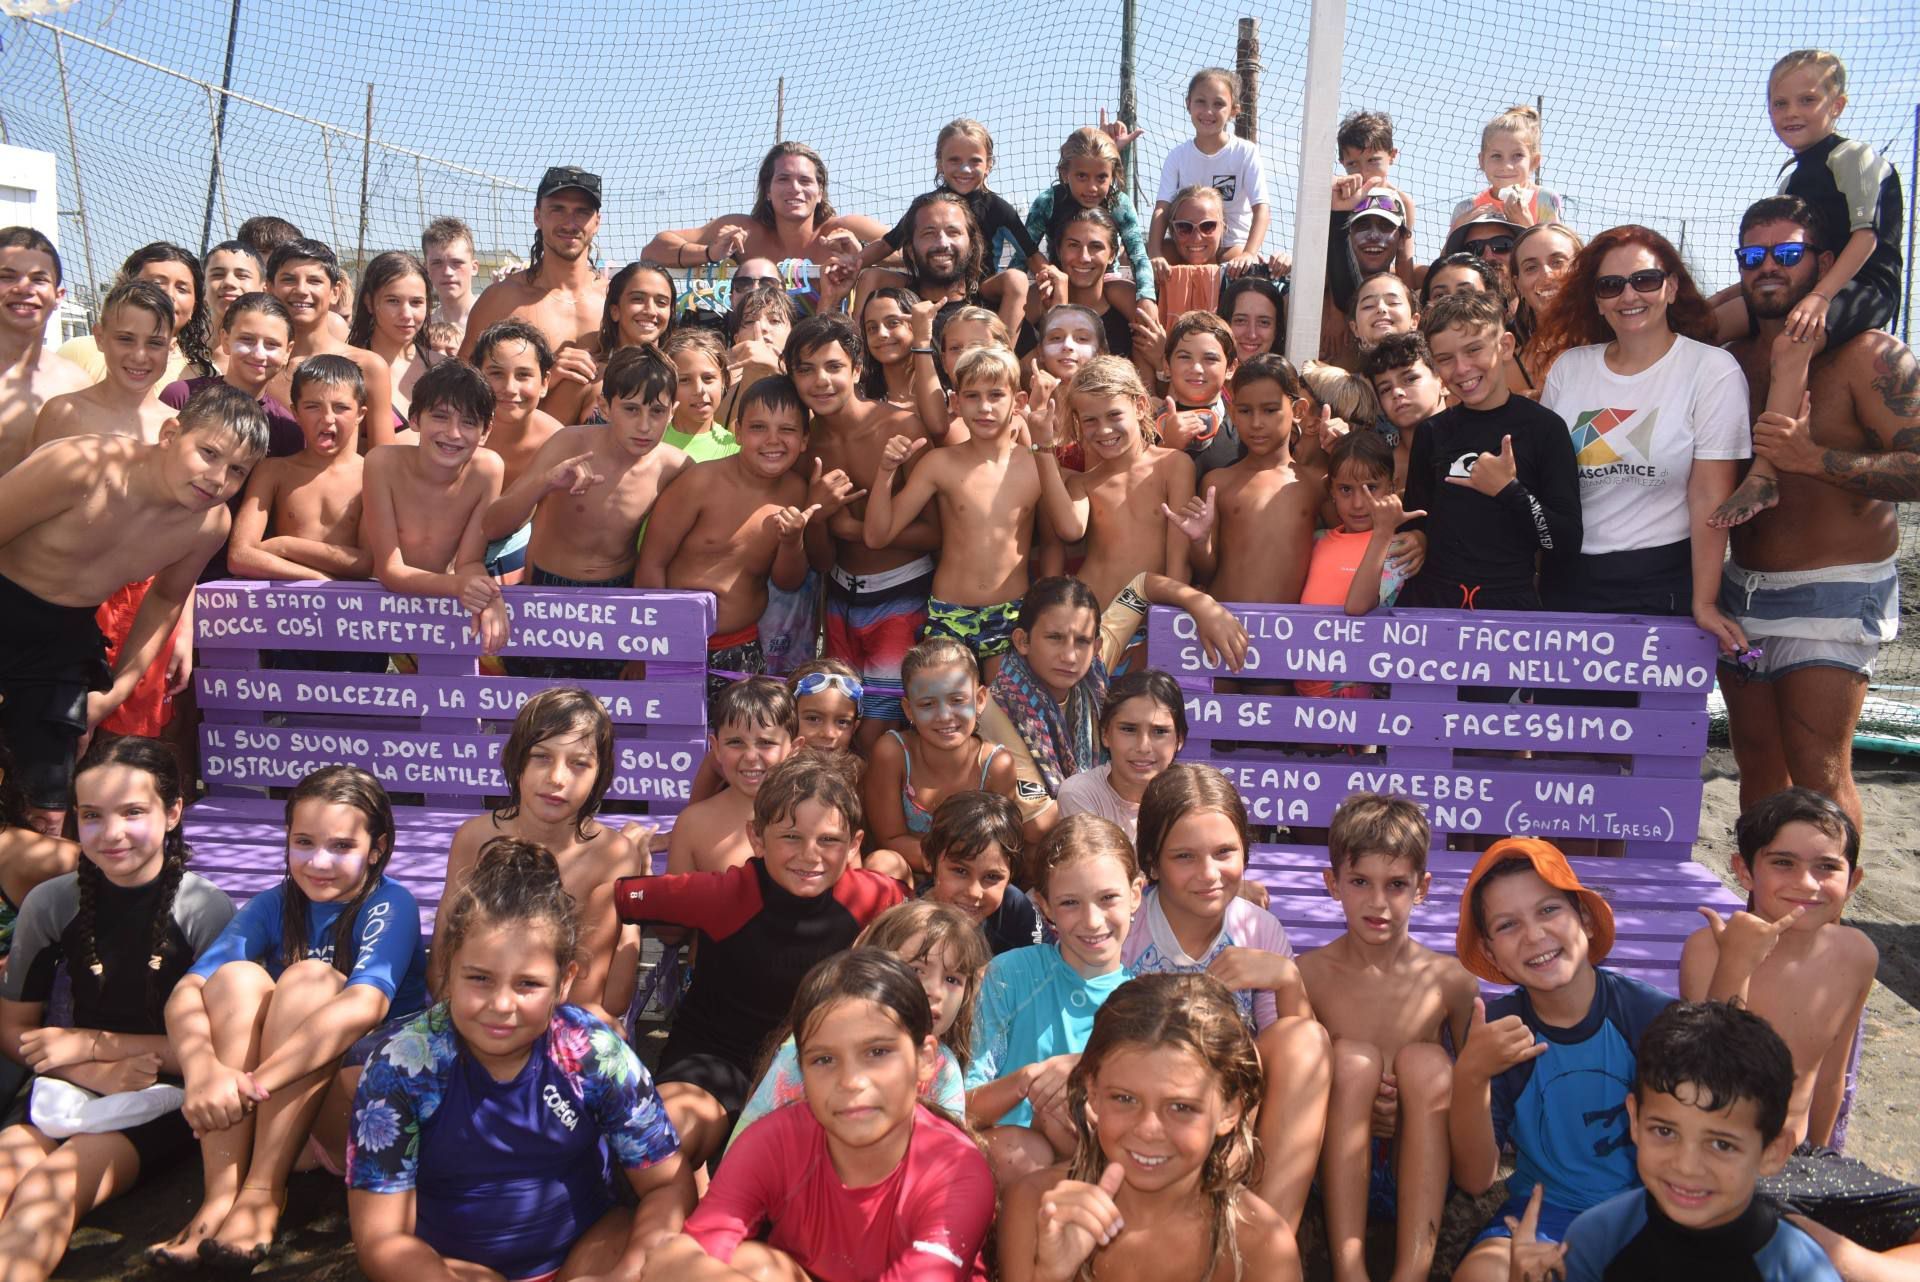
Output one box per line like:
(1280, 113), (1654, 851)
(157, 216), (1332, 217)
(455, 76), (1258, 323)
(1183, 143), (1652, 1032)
(0, 36), (1909, 1282)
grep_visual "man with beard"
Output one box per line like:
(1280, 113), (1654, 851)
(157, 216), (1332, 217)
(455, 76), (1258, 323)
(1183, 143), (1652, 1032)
(0, 228), (88, 477)
(829, 191), (986, 316)
(1718, 194), (1920, 831)
(1321, 182), (1411, 365)
(459, 168), (608, 394)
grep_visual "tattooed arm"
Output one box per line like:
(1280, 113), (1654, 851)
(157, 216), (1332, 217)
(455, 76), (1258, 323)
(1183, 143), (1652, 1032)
(1759, 335), (1920, 501)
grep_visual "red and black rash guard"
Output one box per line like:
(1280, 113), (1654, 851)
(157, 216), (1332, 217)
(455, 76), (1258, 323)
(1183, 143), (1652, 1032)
(615, 859), (904, 1074)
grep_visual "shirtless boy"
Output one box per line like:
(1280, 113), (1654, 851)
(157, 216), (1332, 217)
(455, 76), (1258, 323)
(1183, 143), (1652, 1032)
(421, 215), (479, 339)
(665, 678), (798, 877)
(30, 279), (177, 450)
(0, 228), (88, 476)
(1716, 196), (1920, 830)
(227, 354), (372, 582)
(1032, 354), (1195, 610)
(485, 345), (693, 678)
(1298, 794), (1477, 1282)
(866, 345), (1067, 681)
(785, 312), (940, 743)
(1681, 788), (1920, 1268)
(263, 238), (396, 447)
(0, 385), (267, 829)
(643, 141), (883, 269)
(459, 167), (607, 405)
(359, 360), (508, 655)
(469, 319), (561, 581)
(636, 376), (816, 686)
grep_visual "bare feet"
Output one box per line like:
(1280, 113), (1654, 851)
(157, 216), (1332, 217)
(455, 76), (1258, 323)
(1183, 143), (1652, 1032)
(1709, 472), (1780, 528)
(200, 1184), (286, 1272)
(145, 1198), (233, 1270)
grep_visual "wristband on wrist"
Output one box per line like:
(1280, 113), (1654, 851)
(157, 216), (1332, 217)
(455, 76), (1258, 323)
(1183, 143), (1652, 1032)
(910, 346), (937, 356)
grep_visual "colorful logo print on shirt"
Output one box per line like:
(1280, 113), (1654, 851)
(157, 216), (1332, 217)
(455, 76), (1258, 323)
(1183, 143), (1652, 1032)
(1569, 406), (1658, 467)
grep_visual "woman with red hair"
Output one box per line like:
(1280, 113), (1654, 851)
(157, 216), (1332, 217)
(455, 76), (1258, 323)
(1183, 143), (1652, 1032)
(1533, 226), (1750, 654)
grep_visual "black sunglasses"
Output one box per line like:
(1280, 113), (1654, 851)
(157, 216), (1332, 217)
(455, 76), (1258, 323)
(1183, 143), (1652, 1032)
(1735, 242), (1810, 271)
(731, 275), (780, 294)
(1594, 269), (1669, 298)
(1464, 235), (1514, 257)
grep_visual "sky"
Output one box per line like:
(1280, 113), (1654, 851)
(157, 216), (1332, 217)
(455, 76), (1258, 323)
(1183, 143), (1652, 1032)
(2, 0), (1914, 320)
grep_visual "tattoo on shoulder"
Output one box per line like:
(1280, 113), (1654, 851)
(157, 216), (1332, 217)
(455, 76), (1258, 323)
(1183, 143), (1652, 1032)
(1871, 343), (1920, 421)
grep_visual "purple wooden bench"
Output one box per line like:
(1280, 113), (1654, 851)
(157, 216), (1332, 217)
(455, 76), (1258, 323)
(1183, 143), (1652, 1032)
(184, 580), (714, 928)
(1147, 604), (1744, 994)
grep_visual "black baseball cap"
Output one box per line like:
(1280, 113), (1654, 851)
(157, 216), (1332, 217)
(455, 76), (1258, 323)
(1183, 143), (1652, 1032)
(537, 166), (602, 208)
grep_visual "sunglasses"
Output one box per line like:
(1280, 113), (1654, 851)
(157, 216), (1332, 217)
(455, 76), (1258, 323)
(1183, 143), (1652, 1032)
(1463, 235), (1515, 257)
(1735, 242), (1810, 271)
(793, 671), (864, 703)
(1594, 269), (1669, 298)
(1173, 219), (1221, 237)
(732, 275), (780, 294)
(1354, 193), (1402, 216)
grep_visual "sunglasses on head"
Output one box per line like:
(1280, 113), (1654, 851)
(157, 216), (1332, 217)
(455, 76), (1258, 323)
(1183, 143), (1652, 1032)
(1735, 242), (1810, 271)
(1173, 219), (1221, 237)
(1594, 269), (1669, 298)
(1464, 235), (1515, 257)
(1354, 193), (1401, 215)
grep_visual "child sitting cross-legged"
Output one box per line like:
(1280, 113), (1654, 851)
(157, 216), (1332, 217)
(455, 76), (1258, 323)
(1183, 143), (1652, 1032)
(1296, 794), (1478, 1282)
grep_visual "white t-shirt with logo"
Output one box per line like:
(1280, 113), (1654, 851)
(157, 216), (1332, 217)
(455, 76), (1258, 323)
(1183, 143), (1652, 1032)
(1155, 137), (1269, 250)
(1541, 336), (1750, 556)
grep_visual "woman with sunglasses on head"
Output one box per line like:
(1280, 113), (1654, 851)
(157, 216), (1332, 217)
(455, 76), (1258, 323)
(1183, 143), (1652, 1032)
(1531, 225), (1751, 655)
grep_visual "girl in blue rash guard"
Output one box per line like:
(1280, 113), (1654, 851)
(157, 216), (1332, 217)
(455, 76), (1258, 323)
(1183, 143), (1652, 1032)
(347, 838), (689, 1282)
(154, 765), (427, 1270)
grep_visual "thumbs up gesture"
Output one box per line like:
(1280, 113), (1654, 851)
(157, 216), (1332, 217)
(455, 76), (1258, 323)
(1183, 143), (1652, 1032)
(1036, 1161), (1127, 1278)
(1447, 433), (1519, 497)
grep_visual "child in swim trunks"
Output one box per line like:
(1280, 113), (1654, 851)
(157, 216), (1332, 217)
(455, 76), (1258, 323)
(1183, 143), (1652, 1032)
(471, 319), (562, 581)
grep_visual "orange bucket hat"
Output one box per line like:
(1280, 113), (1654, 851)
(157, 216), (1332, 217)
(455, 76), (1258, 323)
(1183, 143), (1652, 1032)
(1455, 837), (1614, 983)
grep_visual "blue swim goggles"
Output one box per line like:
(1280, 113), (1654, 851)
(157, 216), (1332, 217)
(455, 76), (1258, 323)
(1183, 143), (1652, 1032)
(793, 671), (864, 703)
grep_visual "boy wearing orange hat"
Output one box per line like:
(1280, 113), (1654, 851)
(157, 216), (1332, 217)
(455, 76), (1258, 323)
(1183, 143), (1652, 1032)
(1446, 837), (1675, 1282)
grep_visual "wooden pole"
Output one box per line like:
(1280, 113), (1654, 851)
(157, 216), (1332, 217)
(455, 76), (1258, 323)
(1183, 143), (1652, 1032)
(1285, 0), (1344, 363)
(198, 0), (242, 255)
(1236, 18), (1259, 142)
(356, 82), (372, 275)
(1119, 0), (1139, 209)
(776, 77), (785, 142)
(50, 29), (99, 313)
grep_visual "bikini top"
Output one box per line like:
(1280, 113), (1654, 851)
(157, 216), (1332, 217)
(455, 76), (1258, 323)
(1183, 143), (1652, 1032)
(889, 730), (1005, 834)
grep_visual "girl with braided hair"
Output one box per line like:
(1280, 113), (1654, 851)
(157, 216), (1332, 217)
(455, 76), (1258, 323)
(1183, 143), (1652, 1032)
(151, 764), (428, 1270)
(0, 734), (234, 1282)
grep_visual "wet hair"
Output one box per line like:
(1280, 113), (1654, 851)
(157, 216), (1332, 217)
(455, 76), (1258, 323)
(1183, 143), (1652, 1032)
(953, 344), (1018, 393)
(752, 142), (836, 231)
(235, 216), (303, 263)
(347, 250), (433, 360)
(712, 675), (798, 738)
(1015, 575), (1101, 638)
(1483, 104), (1543, 154)
(788, 949), (933, 1072)
(117, 242), (213, 372)
(1067, 353), (1148, 409)
(787, 657), (861, 695)
(219, 291), (292, 338)
(903, 190), (987, 297)
(731, 285), (795, 344)
(925, 792), (1025, 880)
(1301, 361), (1382, 426)
(279, 766), (396, 974)
(1635, 1000), (1795, 1144)
(179, 382), (272, 458)
(934, 118), (996, 186)
(1134, 764), (1247, 882)
(1218, 276), (1287, 358)
(1166, 309), (1236, 366)
(206, 241), (264, 276)
(1740, 195), (1831, 247)
(602, 343), (677, 405)
(439, 838), (580, 970)
(752, 753), (863, 835)
(1068, 973), (1261, 1279)
(1, 226), (64, 285)
(1187, 67), (1239, 104)
(735, 374), (806, 428)
(1419, 252), (1507, 308)
(1529, 226), (1712, 376)
(1039, 304), (1110, 354)
(1327, 793), (1429, 874)
(71, 735), (190, 988)
(856, 900), (991, 1066)
(408, 358), (495, 428)
(1419, 290), (1506, 343)
(424, 320), (461, 350)
(1735, 786), (1861, 873)
(470, 318), (555, 377)
(1327, 427), (1396, 486)
(290, 353), (367, 408)
(600, 261), (676, 353)
(498, 688), (615, 840)
(1337, 110), (1395, 155)
(265, 237), (338, 288)
(901, 636), (979, 688)
(1770, 49), (1846, 96)
(1230, 350), (1307, 398)
(785, 311), (860, 374)
(100, 279), (177, 348)
(1362, 331), (1436, 381)
(661, 326), (730, 389)
(1056, 126), (1125, 194)
(1032, 813), (1138, 901)
(421, 215), (475, 255)
(1099, 669), (1188, 747)
(857, 287), (920, 398)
